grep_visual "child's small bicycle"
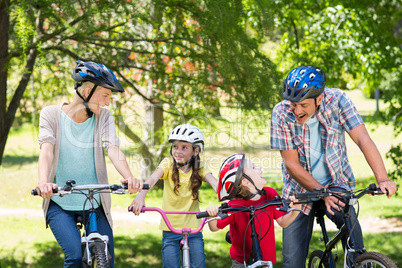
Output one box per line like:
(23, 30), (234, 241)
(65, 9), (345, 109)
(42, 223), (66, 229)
(128, 206), (216, 268)
(196, 196), (301, 268)
(294, 183), (397, 268)
(32, 180), (149, 268)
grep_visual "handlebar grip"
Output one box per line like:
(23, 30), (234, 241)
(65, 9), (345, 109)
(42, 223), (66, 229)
(196, 211), (210, 219)
(121, 183), (150, 190)
(31, 188), (58, 196)
(142, 184), (150, 190)
(295, 193), (318, 200)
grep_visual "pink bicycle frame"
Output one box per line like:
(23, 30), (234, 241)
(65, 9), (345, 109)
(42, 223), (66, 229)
(129, 206), (208, 268)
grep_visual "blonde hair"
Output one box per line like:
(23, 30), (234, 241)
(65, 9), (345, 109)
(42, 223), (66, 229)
(74, 81), (96, 101)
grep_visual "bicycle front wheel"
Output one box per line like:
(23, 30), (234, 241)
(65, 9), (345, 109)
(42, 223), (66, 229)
(308, 250), (329, 268)
(355, 252), (397, 268)
(83, 241), (109, 268)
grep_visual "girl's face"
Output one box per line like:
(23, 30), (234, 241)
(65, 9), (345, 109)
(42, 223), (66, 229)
(242, 159), (265, 189)
(171, 141), (199, 164)
(85, 86), (112, 115)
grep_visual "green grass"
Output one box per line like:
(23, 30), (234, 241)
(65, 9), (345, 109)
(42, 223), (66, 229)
(1, 89), (401, 267)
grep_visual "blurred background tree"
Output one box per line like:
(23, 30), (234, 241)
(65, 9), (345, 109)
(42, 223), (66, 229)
(1, 0), (401, 180)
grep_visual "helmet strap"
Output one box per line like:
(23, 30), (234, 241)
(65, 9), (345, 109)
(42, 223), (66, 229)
(75, 84), (98, 118)
(242, 173), (267, 200)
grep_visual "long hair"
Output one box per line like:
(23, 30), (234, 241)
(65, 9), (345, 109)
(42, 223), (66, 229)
(171, 149), (203, 201)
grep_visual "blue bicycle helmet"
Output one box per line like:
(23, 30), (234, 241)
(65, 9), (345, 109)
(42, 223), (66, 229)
(71, 60), (124, 117)
(72, 60), (124, 92)
(282, 65), (326, 102)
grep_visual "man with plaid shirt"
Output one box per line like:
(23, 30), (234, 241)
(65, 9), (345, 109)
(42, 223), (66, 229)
(270, 65), (397, 268)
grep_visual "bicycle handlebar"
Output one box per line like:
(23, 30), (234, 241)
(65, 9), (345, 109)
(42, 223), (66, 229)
(128, 206), (208, 235)
(196, 196), (305, 219)
(196, 184), (387, 219)
(31, 180), (150, 196)
(293, 183), (385, 201)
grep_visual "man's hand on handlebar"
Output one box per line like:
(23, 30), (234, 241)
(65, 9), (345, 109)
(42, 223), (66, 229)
(377, 180), (397, 198)
(324, 195), (345, 216)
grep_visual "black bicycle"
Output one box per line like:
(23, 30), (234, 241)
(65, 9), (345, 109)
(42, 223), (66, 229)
(294, 183), (397, 268)
(196, 196), (301, 268)
(32, 180), (149, 268)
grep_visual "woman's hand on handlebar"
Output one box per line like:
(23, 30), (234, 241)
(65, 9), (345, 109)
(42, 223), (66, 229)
(122, 176), (142, 194)
(324, 195), (345, 216)
(35, 182), (57, 199)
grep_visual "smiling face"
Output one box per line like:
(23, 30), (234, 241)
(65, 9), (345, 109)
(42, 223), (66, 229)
(85, 86), (112, 115)
(242, 159), (265, 189)
(171, 141), (199, 165)
(290, 95), (323, 125)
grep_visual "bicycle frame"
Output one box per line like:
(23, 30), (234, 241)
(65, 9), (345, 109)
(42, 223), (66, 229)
(295, 183), (391, 268)
(313, 198), (364, 268)
(33, 180), (149, 267)
(196, 197), (301, 268)
(133, 206), (208, 268)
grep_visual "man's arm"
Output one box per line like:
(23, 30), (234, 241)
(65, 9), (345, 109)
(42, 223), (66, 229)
(280, 149), (322, 192)
(348, 124), (397, 197)
(280, 149), (344, 215)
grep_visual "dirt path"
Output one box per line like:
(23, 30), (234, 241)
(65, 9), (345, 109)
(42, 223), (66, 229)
(1, 208), (401, 234)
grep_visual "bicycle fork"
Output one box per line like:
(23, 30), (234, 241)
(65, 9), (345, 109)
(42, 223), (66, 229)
(81, 208), (110, 266)
(181, 229), (191, 268)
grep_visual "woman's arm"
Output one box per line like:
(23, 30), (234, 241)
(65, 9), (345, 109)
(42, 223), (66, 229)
(107, 145), (142, 194)
(36, 142), (56, 199)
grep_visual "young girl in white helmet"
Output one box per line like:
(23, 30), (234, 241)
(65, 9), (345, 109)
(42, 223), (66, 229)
(130, 124), (218, 268)
(205, 153), (301, 267)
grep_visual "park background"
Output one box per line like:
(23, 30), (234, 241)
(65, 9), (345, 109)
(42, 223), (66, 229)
(1, 0), (402, 267)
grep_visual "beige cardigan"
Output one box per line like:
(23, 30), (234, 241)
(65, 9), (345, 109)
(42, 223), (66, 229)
(38, 103), (120, 228)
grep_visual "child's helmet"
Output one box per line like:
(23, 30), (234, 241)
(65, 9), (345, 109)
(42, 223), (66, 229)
(218, 153), (245, 201)
(168, 124), (205, 152)
(282, 65), (325, 102)
(71, 60), (124, 92)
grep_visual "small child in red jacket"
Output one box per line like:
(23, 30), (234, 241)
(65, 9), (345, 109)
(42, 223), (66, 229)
(206, 153), (301, 267)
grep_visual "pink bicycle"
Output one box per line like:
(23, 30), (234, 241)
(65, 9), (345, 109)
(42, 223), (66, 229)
(128, 206), (216, 268)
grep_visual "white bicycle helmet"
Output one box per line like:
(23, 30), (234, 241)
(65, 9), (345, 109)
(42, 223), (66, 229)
(218, 153), (245, 201)
(168, 124), (205, 152)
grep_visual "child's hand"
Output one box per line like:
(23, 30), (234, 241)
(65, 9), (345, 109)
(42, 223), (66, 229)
(206, 205), (219, 217)
(129, 195), (145, 216)
(289, 195), (302, 210)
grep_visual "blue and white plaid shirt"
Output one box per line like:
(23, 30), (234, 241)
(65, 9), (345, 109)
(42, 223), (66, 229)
(270, 87), (364, 214)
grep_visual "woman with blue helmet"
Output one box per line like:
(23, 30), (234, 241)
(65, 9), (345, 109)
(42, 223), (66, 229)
(35, 60), (143, 267)
(271, 65), (397, 268)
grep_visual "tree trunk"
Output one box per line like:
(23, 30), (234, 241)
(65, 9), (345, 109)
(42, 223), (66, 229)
(141, 79), (164, 181)
(0, 4), (40, 164)
(0, 0), (10, 165)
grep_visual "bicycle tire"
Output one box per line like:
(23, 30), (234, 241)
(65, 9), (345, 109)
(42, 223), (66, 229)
(83, 241), (109, 268)
(355, 252), (397, 268)
(308, 250), (329, 268)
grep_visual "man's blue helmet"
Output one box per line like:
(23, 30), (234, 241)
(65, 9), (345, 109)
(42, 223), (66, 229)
(71, 60), (124, 92)
(282, 65), (326, 102)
